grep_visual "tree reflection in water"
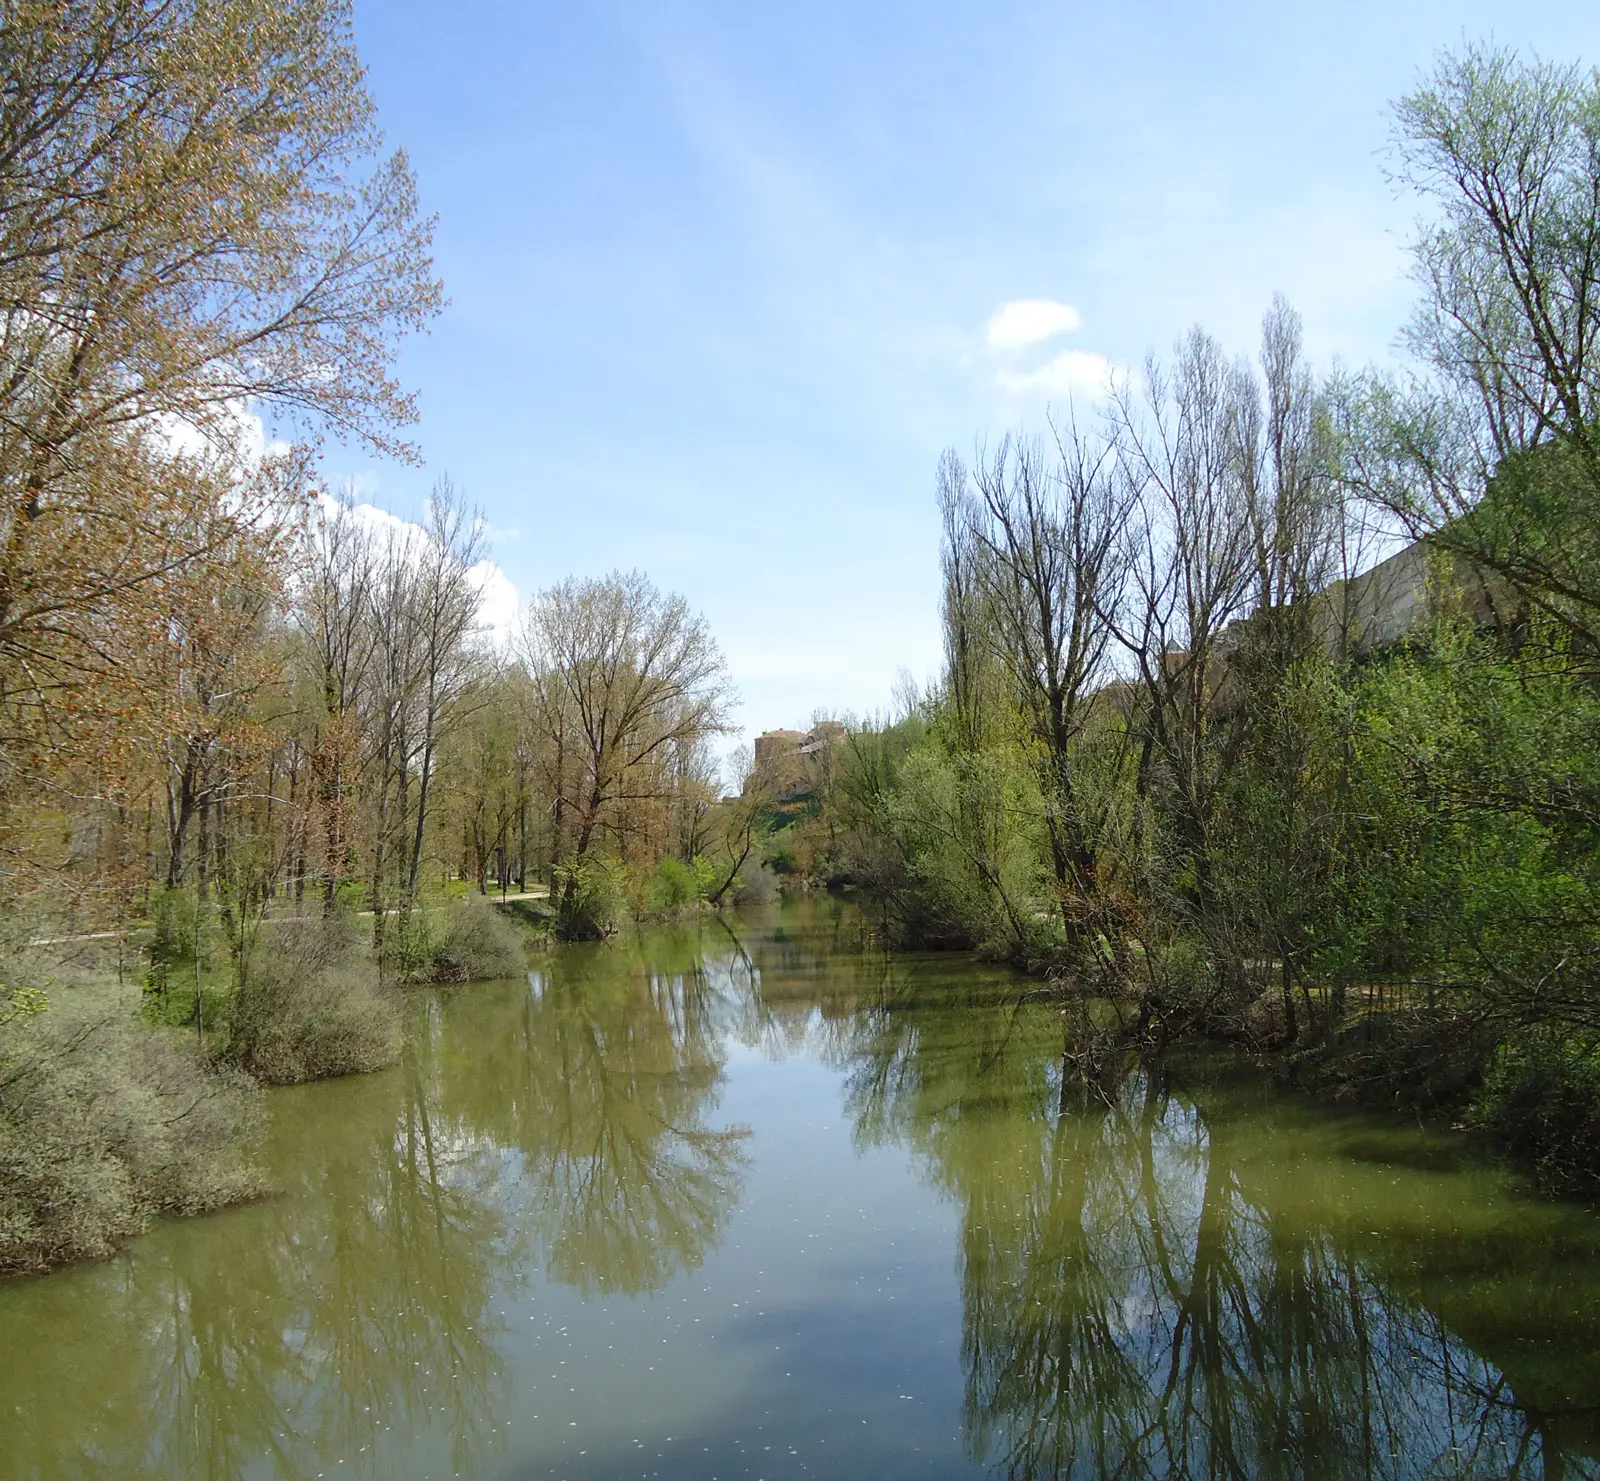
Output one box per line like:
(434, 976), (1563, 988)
(7, 905), (1600, 1481)
(0, 930), (749, 1481)
(832, 943), (1600, 1481)
(429, 933), (750, 1295)
(1, 1050), (518, 1481)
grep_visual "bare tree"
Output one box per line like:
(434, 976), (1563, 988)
(359, 479), (484, 952)
(1111, 329), (1256, 941)
(944, 421), (1133, 952)
(1245, 296), (1342, 613)
(1112, 308), (1348, 1025)
(939, 449), (993, 757)
(296, 493), (377, 914)
(400, 480), (486, 921)
(521, 571), (732, 938)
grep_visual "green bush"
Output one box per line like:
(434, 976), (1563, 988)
(1476, 1031), (1600, 1196)
(635, 856), (723, 918)
(225, 916), (400, 1085)
(0, 988), (264, 1274)
(141, 887), (195, 1006)
(869, 745), (1049, 954)
(409, 894), (527, 983)
(645, 856), (698, 913)
(552, 856), (623, 941)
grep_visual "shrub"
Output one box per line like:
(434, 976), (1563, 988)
(552, 857), (623, 940)
(644, 856), (698, 913)
(0, 987), (264, 1274)
(225, 916), (400, 1085)
(1476, 1030), (1600, 1196)
(732, 860), (780, 907)
(141, 887), (195, 1006)
(408, 894), (527, 983)
(635, 856), (723, 918)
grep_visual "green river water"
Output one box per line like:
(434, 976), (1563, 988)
(6, 899), (1600, 1480)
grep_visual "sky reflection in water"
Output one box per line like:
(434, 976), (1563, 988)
(4, 900), (1600, 1480)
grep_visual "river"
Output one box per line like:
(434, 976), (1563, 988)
(4, 899), (1600, 1479)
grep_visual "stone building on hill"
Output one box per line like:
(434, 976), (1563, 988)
(747, 721), (846, 803)
(1313, 539), (1509, 655)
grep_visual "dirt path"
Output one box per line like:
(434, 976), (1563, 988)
(27, 885), (552, 948)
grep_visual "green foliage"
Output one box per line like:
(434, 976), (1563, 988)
(141, 887), (196, 1006)
(841, 564), (1600, 1186)
(137, 888), (236, 1032)
(224, 917), (401, 1085)
(401, 894), (528, 983)
(635, 855), (722, 918)
(1477, 1032), (1600, 1196)
(0, 987), (264, 1274)
(885, 744), (1050, 952)
(644, 856), (698, 913)
(829, 705), (1051, 953)
(553, 856), (625, 941)
(1329, 625), (1600, 1020)
(0, 983), (48, 1025)
(763, 838), (797, 877)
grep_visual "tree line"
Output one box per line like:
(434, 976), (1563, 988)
(0, 0), (736, 962)
(133, 487), (735, 972)
(0, 0), (737, 1274)
(781, 44), (1600, 1191)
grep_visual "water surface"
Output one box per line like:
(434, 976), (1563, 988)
(5, 900), (1600, 1479)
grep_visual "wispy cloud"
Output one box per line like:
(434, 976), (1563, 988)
(985, 298), (1083, 347)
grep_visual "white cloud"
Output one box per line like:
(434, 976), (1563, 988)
(151, 398), (291, 474)
(985, 298), (1083, 347)
(314, 492), (524, 652)
(996, 348), (1114, 399)
(468, 559), (522, 650)
(319, 490), (416, 543)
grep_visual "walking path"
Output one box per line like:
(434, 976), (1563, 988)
(27, 885), (551, 947)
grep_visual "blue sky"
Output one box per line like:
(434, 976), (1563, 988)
(337, 0), (1600, 749)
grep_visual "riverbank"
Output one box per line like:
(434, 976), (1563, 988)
(0, 894), (536, 1276)
(4, 899), (1599, 1479)
(856, 897), (1600, 1200)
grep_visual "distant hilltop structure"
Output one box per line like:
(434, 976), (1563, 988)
(1216, 534), (1512, 667)
(747, 721), (846, 803)
(741, 540), (1504, 806)
(1317, 538), (1506, 655)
